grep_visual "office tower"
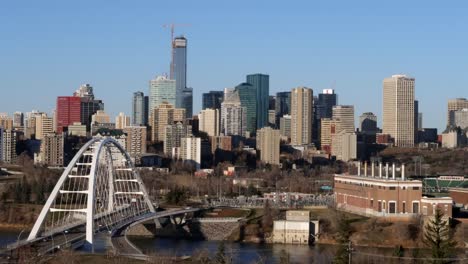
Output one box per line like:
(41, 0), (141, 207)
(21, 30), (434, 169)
(150, 102), (186, 142)
(199, 108), (220, 137)
(115, 112), (130, 129)
(291, 87), (314, 145)
(144, 96), (149, 126)
(359, 112), (378, 134)
(91, 110), (111, 124)
(180, 137), (201, 170)
(73, 84), (104, 131)
(164, 122), (192, 155)
(1, 130), (22, 164)
(123, 126), (147, 157)
(454, 109), (468, 129)
(172, 36), (187, 103)
(149, 76), (177, 114)
(269, 96), (276, 110)
(209, 136), (232, 154)
(418, 113), (423, 131)
(247, 74), (269, 129)
(13, 112), (23, 128)
(316, 89), (337, 120)
(132, 91), (146, 126)
(36, 133), (64, 167)
(256, 127), (280, 165)
(182, 87), (193, 118)
(202, 91), (224, 110)
(332, 105), (355, 134)
(220, 88), (247, 136)
(320, 118), (340, 153)
(35, 113), (53, 140)
(235, 83), (257, 135)
(0, 114), (13, 130)
(331, 131), (357, 161)
(447, 98), (468, 127)
(275, 92), (291, 124)
(383, 75), (415, 147)
(268, 110), (276, 126)
(56, 96), (81, 133)
(280, 115), (292, 139)
(24, 110), (40, 139)
(68, 122), (87, 137)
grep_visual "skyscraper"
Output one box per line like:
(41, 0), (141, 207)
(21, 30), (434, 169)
(202, 91), (224, 110)
(13, 112), (23, 128)
(383, 75), (415, 147)
(180, 137), (201, 170)
(35, 113), (53, 140)
(56, 96), (81, 133)
(199, 108), (220, 137)
(246, 74), (269, 129)
(447, 98), (468, 127)
(164, 122), (192, 155)
(36, 133), (64, 167)
(182, 87), (193, 118)
(359, 112), (377, 134)
(291, 87), (313, 145)
(220, 88), (246, 137)
(235, 83), (257, 135)
(132, 91), (146, 126)
(275, 92), (291, 120)
(316, 89), (337, 120)
(115, 112), (130, 129)
(332, 105), (355, 134)
(149, 76), (176, 114)
(123, 126), (147, 157)
(171, 36), (191, 116)
(150, 102), (186, 142)
(256, 127), (280, 165)
(74, 84), (104, 131)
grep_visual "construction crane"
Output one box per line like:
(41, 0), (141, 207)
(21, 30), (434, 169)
(163, 23), (191, 78)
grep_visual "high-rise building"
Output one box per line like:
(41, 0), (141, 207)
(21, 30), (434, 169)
(68, 122), (87, 137)
(275, 92), (291, 124)
(91, 110), (111, 124)
(202, 91), (224, 110)
(73, 84), (104, 131)
(150, 102), (186, 142)
(0, 114), (13, 130)
(291, 87), (314, 145)
(320, 118), (340, 153)
(414, 100), (419, 143)
(383, 75), (415, 147)
(1, 130), (22, 164)
(256, 127), (280, 165)
(418, 113), (423, 131)
(164, 122), (192, 156)
(332, 105), (355, 134)
(73, 83), (94, 98)
(331, 131), (357, 161)
(144, 96), (149, 126)
(35, 113), (53, 140)
(13, 112), (23, 128)
(235, 83), (257, 135)
(359, 112), (378, 134)
(316, 89), (337, 120)
(56, 96), (81, 133)
(36, 133), (64, 167)
(123, 126), (147, 157)
(209, 136), (232, 154)
(454, 109), (468, 129)
(149, 76), (177, 114)
(447, 98), (468, 127)
(182, 87), (193, 118)
(24, 110), (41, 139)
(132, 91), (146, 126)
(199, 109), (220, 137)
(268, 110), (276, 127)
(220, 88), (247, 137)
(115, 112), (130, 129)
(247, 74), (269, 129)
(172, 36), (187, 102)
(279, 115), (292, 140)
(180, 137), (201, 170)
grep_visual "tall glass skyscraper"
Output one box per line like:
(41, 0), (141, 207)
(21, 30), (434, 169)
(182, 87), (193, 118)
(316, 89), (337, 120)
(275, 91), (291, 120)
(132, 91), (146, 126)
(202, 91), (224, 110)
(149, 75), (176, 114)
(172, 36), (190, 116)
(235, 83), (257, 135)
(246, 74), (269, 129)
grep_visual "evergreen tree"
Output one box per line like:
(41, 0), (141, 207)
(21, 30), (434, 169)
(423, 208), (457, 264)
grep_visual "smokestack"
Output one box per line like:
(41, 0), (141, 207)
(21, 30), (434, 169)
(358, 162), (361, 176)
(402, 164), (405, 180)
(379, 162), (383, 178)
(386, 163), (389, 179)
(392, 163), (396, 180)
(364, 162), (368, 177)
(371, 162), (375, 177)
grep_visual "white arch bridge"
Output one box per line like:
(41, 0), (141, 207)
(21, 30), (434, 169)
(22, 137), (198, 250)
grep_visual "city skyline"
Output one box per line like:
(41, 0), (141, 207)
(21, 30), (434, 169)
(2, 1), (468, 131)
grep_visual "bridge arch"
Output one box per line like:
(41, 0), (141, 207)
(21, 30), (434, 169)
(27, 137), (155, 245)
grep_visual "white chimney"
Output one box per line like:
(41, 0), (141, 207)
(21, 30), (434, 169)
(386, 163), (389, 179)
(402, 164), (405, 180)
(379, 162), (383, 178)
(392, 163), (396, 180)
(364, 162), (368, 177)
(358, 162), (361, 176)
(371, 162), (375, 177)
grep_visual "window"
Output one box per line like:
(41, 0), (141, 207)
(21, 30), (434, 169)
(413, 202), (419, 214)
(389, 187), (396, 190)
(389, 202), (396, 213)
(412, 187), (420, 190)
(402, 202), (406, 213)
(370, 199), (374, 208)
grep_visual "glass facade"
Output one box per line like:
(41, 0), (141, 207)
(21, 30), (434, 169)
(172, 36), (187, 109)
(235, 83), (257, 135)
(275, 91), (291, 121)
(246, 74), (269, 129)
(149, 76), (176, 113)
(202, 91), (223, 110)
(132, 91), (145, 126)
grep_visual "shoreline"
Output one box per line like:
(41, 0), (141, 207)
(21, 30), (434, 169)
(0, 223), (31, 231)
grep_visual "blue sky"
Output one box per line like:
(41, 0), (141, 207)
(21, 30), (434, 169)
(1, 0), (467, 131)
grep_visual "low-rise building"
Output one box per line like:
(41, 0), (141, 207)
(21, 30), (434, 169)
(272, 210), (319, 245)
